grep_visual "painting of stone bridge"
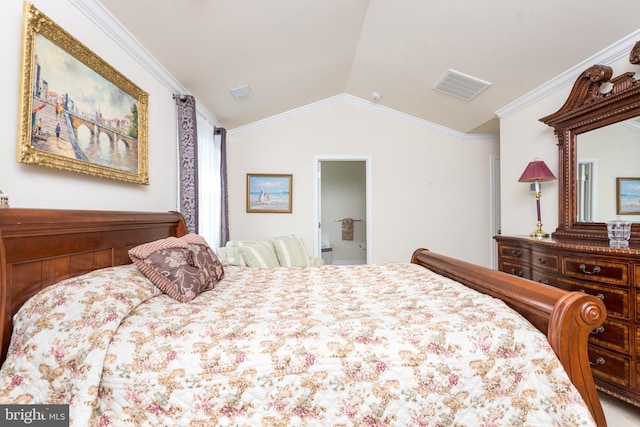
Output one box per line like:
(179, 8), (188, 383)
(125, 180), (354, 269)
(18, 3), (148, 184)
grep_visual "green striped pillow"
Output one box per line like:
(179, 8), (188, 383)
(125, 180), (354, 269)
(238, 240), (280, 268)
(271, 236), (311, 267)
(225, 240), (257, 266)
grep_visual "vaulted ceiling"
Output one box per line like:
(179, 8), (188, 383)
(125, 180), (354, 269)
(98, 0), (640, 133)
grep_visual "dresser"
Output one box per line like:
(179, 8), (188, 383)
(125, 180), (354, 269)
(495, 235), (640, 407)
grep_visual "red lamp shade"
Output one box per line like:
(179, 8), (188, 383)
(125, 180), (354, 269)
(518, 159), (556, 182)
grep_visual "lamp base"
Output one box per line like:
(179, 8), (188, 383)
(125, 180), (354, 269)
(530, 221), (550, 239)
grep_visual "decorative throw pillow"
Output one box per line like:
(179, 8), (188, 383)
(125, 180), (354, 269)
(129, 234), (223, 302)
(129, 237), (201, 302)
(271, 235), (311, 267)
(180, 233), (225, 289)
(224, 240), (257, 266)
(238, 240), (280, 268)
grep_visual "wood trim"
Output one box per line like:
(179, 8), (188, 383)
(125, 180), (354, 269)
(540, 45), (640, 244)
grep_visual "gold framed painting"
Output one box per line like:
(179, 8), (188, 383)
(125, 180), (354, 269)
(246, 174), (293, 213)
(16, 3), (149, 184)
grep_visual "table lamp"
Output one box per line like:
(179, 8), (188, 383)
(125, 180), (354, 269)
(518, 158), (556, 238)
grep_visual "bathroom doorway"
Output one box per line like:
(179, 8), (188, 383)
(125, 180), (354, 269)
(314, 156), (372, 264)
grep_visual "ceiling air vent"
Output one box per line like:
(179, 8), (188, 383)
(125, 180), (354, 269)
(230, 84), (252, 101)
(433, 69), (491, 101)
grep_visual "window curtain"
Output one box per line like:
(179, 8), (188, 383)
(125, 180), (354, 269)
(174, 95), (199, 233)
(215, 127), (229, 246)
(175, 94), (229, 249)
(197, 116), (225, 250)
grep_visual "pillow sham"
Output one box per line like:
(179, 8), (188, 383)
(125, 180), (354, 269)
(129, 234), (223, 302)
(238, 240), (280, 268)
(271, 235), (311, 267)
(180, 233), (225, 288)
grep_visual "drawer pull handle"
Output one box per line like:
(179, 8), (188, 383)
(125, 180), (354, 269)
(510, 268), (523, 277)
(537, 256), (547, 264)
(510, 250), (522, 258)
(590, 326), (605, 335)
(537, 278), (549, 285)
(589, 357), (605, 367)
(578, 264), (601, 275)
(579, 290), (605, 301)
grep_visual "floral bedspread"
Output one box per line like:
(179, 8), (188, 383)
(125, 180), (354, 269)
(0, 263), (595, 426)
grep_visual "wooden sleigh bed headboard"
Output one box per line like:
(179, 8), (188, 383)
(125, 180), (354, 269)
(0, 208), (186, 363)
(0, 209), (607, 426)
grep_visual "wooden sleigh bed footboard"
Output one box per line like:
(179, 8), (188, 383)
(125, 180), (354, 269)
(0, 209), (606, 426)
(412, 248), (607, 427)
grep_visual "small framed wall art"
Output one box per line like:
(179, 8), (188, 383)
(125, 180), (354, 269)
(246, 174), (292, 213)
(616, 177), (640, 215)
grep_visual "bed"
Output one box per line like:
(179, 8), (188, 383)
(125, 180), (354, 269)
(0, 208), (607, 426)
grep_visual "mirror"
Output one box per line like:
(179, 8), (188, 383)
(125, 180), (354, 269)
(540, 41), (640, 244)
(576, 117), (640, 223)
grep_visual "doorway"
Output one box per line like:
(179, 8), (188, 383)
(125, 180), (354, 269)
(577, 160), (596, 222)
(314, 156), (372, 264)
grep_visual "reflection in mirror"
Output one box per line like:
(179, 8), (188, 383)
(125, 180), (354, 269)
(577, 117), (640, 223)
(577, 161), (594, 222)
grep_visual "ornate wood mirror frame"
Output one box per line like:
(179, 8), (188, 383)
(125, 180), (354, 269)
(540, 41), (640, 244)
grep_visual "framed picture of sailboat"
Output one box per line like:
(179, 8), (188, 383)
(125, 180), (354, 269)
(246, 174), (292, 213)
(616, 177), (640, 215)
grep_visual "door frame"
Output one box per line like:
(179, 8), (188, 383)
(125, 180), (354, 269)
(490, 155), (500, 269)
(313, 155), (373, 263)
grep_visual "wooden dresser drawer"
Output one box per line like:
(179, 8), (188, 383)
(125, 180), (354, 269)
(531, 250), (558, 272)
(531, 270), (554, 286)
(498, 245), (530, 262)
(588, 318), (630, 354)
(563, 257), (628, 286)
(589, 346), (631, 388)
(495, 234), (640, 406)
(499, 261), (531, 279)
(554, 277), (629, 319)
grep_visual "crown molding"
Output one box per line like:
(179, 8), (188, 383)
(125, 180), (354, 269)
(69, 0), (219, 126)
(230, 93), (497, 140)
(496, 30), (640, 119)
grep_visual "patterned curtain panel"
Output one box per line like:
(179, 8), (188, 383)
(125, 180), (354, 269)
(175, 95), (199, 234)
(215, 127), (229, 246)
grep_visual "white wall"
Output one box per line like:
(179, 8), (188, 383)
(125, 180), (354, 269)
(0, 0), (178, 211)
(499, 46), (640, 237)
(228, 97), (499, 266)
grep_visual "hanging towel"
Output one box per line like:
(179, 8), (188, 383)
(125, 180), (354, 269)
(342, 218), (354, 241)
